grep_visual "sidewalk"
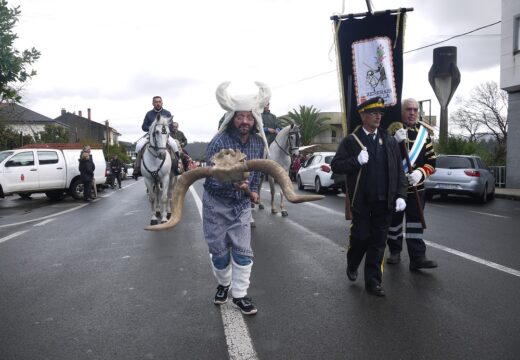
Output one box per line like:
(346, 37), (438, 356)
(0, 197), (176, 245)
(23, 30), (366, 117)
(495, 188), (520, 200)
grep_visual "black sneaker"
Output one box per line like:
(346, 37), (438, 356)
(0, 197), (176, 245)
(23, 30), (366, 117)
(214, 284), (230, 305)
(232, 296), (258, 315)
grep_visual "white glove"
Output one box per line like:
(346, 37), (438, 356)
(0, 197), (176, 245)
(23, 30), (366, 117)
(395, 198), (406, 212)
(394, 128), (407, 143)
(357, 149), (369, 165)
(407, 169), (423, 186)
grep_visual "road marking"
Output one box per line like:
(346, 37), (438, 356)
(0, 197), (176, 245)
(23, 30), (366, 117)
(189, 187), (259, 360)
(33, 218), (56, 226)
(0, 204), (88, 228)
(300, 202), (520, 277)
(424, 240), (520, 278)
(0, 230), (29, 244)
(470, 211), (510, 219)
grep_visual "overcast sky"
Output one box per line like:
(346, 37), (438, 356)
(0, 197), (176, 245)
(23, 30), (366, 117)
(11, 0), (501, 143)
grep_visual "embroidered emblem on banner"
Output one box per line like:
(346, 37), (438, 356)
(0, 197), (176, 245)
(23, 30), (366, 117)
(352, 36), (397, 106)
(403, 125), (428, 172)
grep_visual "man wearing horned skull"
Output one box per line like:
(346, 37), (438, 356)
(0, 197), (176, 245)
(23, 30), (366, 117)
(203, 82), (270, 315)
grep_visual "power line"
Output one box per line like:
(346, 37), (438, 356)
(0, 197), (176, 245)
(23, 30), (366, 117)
(404, 21), (501, 54)
(282, 20), (502, 87)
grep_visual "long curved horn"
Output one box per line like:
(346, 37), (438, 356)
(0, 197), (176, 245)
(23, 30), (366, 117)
(146, 157), (323, 231)
(246, 159), (324, 203)
(145, 167), (211, 231)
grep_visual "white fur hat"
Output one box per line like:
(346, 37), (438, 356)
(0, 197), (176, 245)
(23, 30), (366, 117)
(216, 81), (271, 155)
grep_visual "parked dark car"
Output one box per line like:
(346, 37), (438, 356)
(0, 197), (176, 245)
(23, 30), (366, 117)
(425, 155), (496, 203)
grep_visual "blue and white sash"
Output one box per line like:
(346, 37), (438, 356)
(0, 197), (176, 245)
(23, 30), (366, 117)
(403, 125), (427, 173)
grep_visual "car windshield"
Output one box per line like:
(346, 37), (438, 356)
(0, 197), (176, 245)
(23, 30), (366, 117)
(437, 156), (474, 169)
(324, 156), (334, 164)
(0, 151), (14, 164)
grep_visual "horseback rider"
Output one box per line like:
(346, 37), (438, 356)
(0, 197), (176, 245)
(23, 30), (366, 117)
(133, 96), (182, 178)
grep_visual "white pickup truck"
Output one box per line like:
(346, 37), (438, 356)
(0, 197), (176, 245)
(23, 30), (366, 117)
(0, 145), (107, 200)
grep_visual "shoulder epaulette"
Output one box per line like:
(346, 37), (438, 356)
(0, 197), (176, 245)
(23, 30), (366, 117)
(418, 120), (435, 135)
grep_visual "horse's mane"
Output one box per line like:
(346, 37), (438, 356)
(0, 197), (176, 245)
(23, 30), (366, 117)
(274, 124), (292, 140)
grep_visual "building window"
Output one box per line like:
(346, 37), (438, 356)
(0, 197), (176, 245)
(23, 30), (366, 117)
(515, 15), (520, 55)
(331, 129), (337, 143)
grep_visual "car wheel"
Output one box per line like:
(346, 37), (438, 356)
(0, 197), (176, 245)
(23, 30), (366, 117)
(477, 184), (488, 203)
(297, 175), (304, 190)
(70, 179), (84, 200)
(315, 177), (324, 194)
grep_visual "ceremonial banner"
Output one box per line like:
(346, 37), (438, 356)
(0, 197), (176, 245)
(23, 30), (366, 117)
(335, 13), (405, 133)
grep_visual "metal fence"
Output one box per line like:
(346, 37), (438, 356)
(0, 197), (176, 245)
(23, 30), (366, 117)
(489, 166), (506, 188)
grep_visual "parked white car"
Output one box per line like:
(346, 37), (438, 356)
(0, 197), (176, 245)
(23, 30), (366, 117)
(296, 152), (338, 194)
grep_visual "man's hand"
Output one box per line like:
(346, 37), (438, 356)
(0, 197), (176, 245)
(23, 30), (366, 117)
(407, 169), (423, 186)
(394, 128), (407, 143)
(249, 191), (259, 204)
(357, 149), (369, 165)
(234, 180), (250, 191)
(395, 198), (406, 212)
(268, 128), (278, 134)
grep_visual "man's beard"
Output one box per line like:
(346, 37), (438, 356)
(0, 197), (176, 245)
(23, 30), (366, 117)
(238, 125), (251, 134)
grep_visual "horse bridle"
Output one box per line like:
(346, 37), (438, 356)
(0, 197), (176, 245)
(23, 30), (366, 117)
(143, 121), (169, 181)
(274, 125), (300, 156)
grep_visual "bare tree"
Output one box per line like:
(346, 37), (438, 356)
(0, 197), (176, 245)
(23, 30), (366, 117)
(450, 81), (508, 163)
(451, 81), (508, 145)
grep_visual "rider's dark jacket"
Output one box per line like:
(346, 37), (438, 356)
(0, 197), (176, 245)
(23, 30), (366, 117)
(142, 108), (172, 132)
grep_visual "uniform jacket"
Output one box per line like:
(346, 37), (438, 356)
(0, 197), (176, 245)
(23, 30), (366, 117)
(402, 122), (436, 191)
(331, 127), (407, 211)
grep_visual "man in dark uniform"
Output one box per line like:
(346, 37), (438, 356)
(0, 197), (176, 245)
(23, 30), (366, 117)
(331, 97), (408, 297)
(386, 98), (438, 270)
(261, 102), (282, 146)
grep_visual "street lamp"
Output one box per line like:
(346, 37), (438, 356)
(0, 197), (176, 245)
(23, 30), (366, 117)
(428, 46), (461, 143)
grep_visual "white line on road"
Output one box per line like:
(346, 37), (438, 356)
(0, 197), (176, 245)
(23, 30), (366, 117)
(298, 202), (520, 278)
(0, 204), (88, 228)
(189, 187), (259, 360)
(470, 211), (510, 219)
(0, 230), (29, 244)
(33, 218), (56, 226)
(424, 240), (520, 278)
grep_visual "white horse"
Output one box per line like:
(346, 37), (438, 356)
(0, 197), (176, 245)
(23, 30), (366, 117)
(141, 114), (177, 225)
(257, 124), (301, 217)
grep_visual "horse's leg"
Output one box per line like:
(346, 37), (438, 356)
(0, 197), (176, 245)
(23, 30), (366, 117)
(256, 173), (264, 210)
(159, 176), (170, 223)
(280, 193), (288, 217)
(166, 173), (175, 220)
(269, 176), (277, 214)
(145, 178), (159, 225)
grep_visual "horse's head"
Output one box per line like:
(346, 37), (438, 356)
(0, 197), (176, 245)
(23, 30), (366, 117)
(149, 113), (171, 158)
(287, 124), (301, 156)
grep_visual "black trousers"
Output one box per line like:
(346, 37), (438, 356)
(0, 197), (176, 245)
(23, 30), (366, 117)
(348, 201), (393, 287)
(83, 179), (92, 200)
(387, 190), (426, 261)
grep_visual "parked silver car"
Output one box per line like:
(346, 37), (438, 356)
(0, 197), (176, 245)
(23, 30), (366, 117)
(425, 155), (495, 203)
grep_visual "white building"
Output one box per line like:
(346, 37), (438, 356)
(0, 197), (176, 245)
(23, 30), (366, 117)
(500, 0), (520, 187)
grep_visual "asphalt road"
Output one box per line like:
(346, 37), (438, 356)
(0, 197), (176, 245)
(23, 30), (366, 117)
(1, 180), (519, 360)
